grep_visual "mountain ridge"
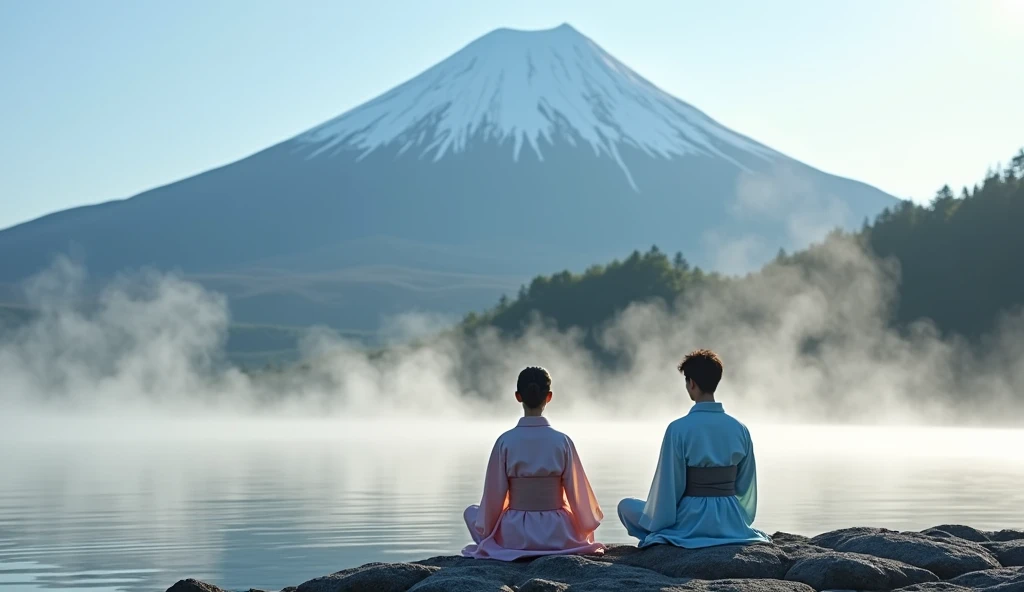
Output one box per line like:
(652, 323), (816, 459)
(0, 23), (898, 332)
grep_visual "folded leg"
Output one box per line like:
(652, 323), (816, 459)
(617, 498), (651, 543)
(463, 505), (483, 544)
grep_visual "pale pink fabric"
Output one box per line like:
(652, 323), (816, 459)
(462, 416), (605, 560)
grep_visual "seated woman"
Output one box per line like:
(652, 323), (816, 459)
(462, 366), (605, 561)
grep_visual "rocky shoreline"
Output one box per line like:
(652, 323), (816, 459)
(168, 525), (1024, 592)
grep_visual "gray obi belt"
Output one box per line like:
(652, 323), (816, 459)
(684, 465), (738, 497)
(507, 476), (564, 511)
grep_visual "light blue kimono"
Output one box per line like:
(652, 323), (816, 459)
(618, 401), (771, 548)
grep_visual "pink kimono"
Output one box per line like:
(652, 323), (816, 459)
(462, 416), (605, 560)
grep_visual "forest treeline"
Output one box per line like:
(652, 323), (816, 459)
(464, 149), (1024, 342)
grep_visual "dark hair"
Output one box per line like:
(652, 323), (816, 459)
(677, 349), (723, 393)
(516, 366), (552, 409)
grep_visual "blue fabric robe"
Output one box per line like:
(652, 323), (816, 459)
(618, 401), (771, 548)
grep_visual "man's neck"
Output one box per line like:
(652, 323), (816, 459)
(693, 394), (716, 404)
(523, 407), (545, 417)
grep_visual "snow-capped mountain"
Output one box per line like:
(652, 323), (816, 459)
(0, 24), (897, 332)
(295, 24), (773, 189)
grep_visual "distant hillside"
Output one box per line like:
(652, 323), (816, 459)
(466, 149), (1024, 342)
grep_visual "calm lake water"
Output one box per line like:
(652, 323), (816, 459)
(1, 418), (1022, 592)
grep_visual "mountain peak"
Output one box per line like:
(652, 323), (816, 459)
(293, 24), (773, 187)
(484, 22), (581, 37)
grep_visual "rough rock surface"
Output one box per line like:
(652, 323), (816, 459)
(685, 579), (813, 592)
(771, 531), (830, 562)
(924, 525), (992, 543)
(948, 566), (1024, 589)
(894, 566), (1024, 591)
(599, 542), (792, 580)
(518, 578), (570, 592)
(166, 580), (227, 592)
(894, 584), (976, 592)
(990, 531), (1024, 543)
(295, 562), (438, 592)
(785, 550), (939, 590)
(167, 524), (1024, 592)
(812, 527), (1001, 579)
(981, 541), (1024, 568)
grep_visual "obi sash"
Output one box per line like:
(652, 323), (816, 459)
(508, 476), (564, 511)
(684, 465), (738, 497)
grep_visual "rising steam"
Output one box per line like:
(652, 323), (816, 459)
(1, 237), (1021, 429)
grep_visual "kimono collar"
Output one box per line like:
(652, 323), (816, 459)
(689, 401), (724, 414)
(517, 416), (551, 427)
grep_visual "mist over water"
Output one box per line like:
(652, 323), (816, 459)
(1, 235), (1022, 428)
(2, 422), (1023, 592)
(2, 241), (1023, 592)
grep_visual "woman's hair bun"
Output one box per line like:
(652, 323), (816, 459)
(517, 366), (552, 409)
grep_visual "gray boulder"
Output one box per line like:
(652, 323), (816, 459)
(785, 550), (939, 590)
(893, 584), (973, 592)
(771, 532), (812, 545)
(601, 543), (791, 580)
(982, 540), (1024, 567)
(413, 555), (517, 569)
(518, 579), (570, 592)
(924, 529), (960, 541)
(413, 556), (528, 585)
(811, 527), (899, 549)
(990, 531), (1024, 543)
(525, 554), (679, 585)
(923, 525), (991, 543)
(166, 580), (226, 592)
(685, 579), (815, 592)
(483, 554), (692, 592)
(771, 532), (830, 561)
(407, 573), (513, 592)
(893, 567), (1024, 591)
(812, 528), (1000, 579)
(948, 566), (1024, 589)
(295, 562), (438, 592)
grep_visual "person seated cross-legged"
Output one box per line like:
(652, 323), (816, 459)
(618, 349), (771, 549)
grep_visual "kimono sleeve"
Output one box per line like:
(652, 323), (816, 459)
(562, 435), (603, 533)
(735, 426), (758, 524)
(471, 437), (509, 539)
(640, 424), (686, 532)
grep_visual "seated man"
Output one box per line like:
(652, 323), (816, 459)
(618, 349), (771, 548)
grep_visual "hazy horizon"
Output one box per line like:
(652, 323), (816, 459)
(2, 233), (1021, 429)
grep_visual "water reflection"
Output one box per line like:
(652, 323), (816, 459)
(0, 421), (1021, 592)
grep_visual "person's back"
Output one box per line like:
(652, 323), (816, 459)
(462, 366), (605, 560)
(617, 350), (770, 548)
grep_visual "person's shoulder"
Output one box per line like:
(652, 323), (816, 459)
(722, 409), (749, 427)
(495, 426), (519, 444)
(666, 415), (691, 432)
(722, 411), (753, 438)
(548, 426), (574, 445)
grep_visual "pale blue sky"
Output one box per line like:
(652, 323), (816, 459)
(1, 0), (1021, 231)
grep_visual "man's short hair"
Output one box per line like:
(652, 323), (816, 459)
(677, 349), (723, 393)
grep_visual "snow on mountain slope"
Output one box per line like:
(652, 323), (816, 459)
(294, 23), (775, 188)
